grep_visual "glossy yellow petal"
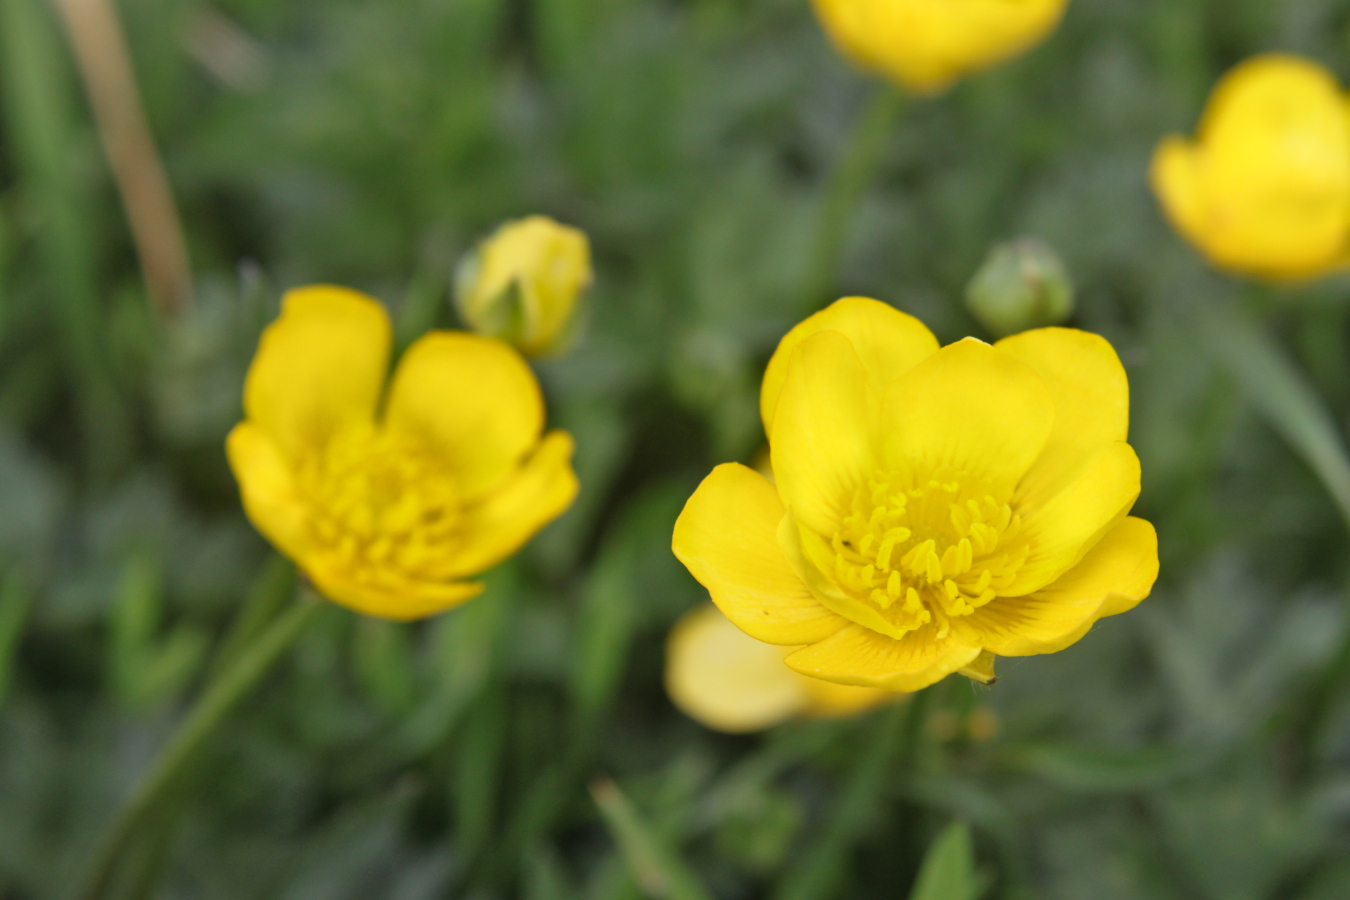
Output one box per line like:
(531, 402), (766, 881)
(665, 605), (809, 733)
(225, 423), (310, 561)
(771, 330), (879, 539)
(760, 297), (937, 435)
(673, 464), (849, 645)
(812, 0), (1071, 94)
(1151, 54), (1350, 281)
(307, 562), (484, 621)
(881, 338), (1054, 498)
(785, 624), (982, 692)
(957, 517), (1155, 655)
(384, 331), (545, 501)
(243, 286), (391, 461)
(1003, 443), (1141, 596)
(780, 514), (913, 640)
(448, 430), (579, 577)
(997, 328), (1129, 508)
(1150, 137), (1208, 256)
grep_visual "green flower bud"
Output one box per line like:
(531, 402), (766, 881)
(965, 237), (1074, 338)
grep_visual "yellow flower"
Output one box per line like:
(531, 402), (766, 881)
(812, 0), (1072, 94)
(455, 215), (592, 357)
(1151, 54), (1350, 281)
(673, 297), (1157, 692)
(665, 604), (893, 733)
(227, 286), (579, 620)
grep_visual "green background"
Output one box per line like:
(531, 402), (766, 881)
(3, 0), (1350, 897)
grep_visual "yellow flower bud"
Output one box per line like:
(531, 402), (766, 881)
(227, 286), (579, 620)
(1151, 54), (1350, 282)
(665, 604), (894, 734)
(455, 216), (592, 356)
(811, 0), (1072, 94)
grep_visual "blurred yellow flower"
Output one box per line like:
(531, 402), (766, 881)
(455, 215), (592, 357)
(812, 0), (1072, 94)
(666, 604), (893, 733)
(673, 297), (1157, 692)
(227, 286), (579, 620)
(1151, 54), (1350, 281)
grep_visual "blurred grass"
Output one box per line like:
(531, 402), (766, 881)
(3, 0), (1350, 898)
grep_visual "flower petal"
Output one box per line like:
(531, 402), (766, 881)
(665, 604), (808, 734)
(306, 563), (484, 621)
(1003, 443), (1142, 596)
(770, 330), (879, 539)
(800, 676), (897, 718)
(447, 430), (579, 577)
(761, 296), (938, 435)
(243, 286), (391, 461)
(959, 516), (1157, 655)
(673, 464), (849, 645)
(997, 328), (1130, 508)
(1149, 136), (1207, 252)
(785, 623), (982, 692)
(225, 423), (310, 561)
(384, 331), (545, 501)
(881, 338), (1055, 497)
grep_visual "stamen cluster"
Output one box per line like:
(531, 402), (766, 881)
(296, 425), (463, 582)
(829, 469), (1029, 637)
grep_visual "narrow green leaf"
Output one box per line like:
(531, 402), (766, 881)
(0, 565), (33, 707)
(908, 822), (977, 900)
(1199, 298), (1350, 531)
(590, 778), (715, 900)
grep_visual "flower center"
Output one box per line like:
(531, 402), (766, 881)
(296, 424), (463, 582)
(829, 469), (1029, 638)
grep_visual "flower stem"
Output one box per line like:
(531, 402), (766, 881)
(78, 590), (322, 900)
(771, 695), (922, 900)
(799, 85), (906, 314)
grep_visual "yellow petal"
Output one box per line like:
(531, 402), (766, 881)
(785, 624), (982, 692)
(384, 331), (544, 501)
(997, 328), (1130, 508)
(448, 430), (580, 577)
(665, 605), (809, 734)
(770, 330), (879, 539)
(225, 423), (310, 562)
(307, 562), (484, 621)
(243, 285), (391, 461)
(673, 464), (849, 645)
(1005, 442), (1141, 596)
(881, 338), (1054, 497)
(761, 296), (937, 436)
(1150, 136), (1208, 254)
(780, 513), (913, 640)
(959, 516), (1158, 655)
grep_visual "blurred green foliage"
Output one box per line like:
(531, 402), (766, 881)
(3, 0), (1350, 898)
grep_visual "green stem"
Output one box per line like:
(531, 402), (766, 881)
(78, 590), (322, 900)
(771, 697), (920, 900)
(799, 85), (906, 314)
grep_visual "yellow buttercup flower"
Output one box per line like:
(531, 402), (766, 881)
(673, 297), (1157, 692)
(455, 215), (592, 357)
(227, 286), (579, 620)
(1151, 54), (1350, 281)
(812, 0), (1072, 94)
(666, 604), (893, 733)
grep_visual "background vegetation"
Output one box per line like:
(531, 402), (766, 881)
(4, 0), (1350, 897)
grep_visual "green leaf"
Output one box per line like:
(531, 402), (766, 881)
(909, 822), (978, 900)
(590, 778), (714, 900)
